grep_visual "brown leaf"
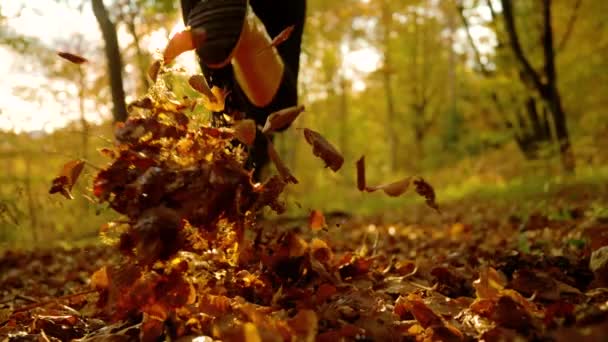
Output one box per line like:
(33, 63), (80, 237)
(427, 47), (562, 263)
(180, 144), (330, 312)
(316, 283), (337, 304)
(199, 293), (231, 316)
(148, 60), (161, 82)
(90, 266), (109, 290)
(414, 177), (439, 212)
(188, 74), (216, 102)
(49, 159), (85, 199)
(128, 96), (153, 111)
(233, 119), (256, 146)
(163, 27), (206, 64)
(262, 105), (305, 133)
(287, 309), (318, 341)
(303, 128), (344, 172)
(308, 210), (326, 231)
(140, 314), (165, 342)
(257, 25), (295, 55)
(310, 238), (333, 263)
(356, 156), (366, 191)
(267, 138), (298, 184)
(397, 294), (444, 328)
(366, 177), (412, 197)
(492, 295), (535, 331)
(243, 322), (262, 342)
(200, 86), (227, 112)
(357, 155), (412, 196)
(57, 51), (88, 64)
(473, 266), (506, 299)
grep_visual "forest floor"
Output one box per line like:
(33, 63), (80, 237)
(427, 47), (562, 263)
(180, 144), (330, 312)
(2, 179), (608, 341)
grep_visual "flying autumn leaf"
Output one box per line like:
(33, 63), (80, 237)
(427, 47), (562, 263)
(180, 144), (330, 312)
(267, 137), (298, 184)
(309, 210), (326, 231)
(233, 119), (256, 146)
(188, 74), (217, 102)
(163, 27), (206, 64)
(262, 105), (305, 133)
(356, 156), (366, 191)
(356, 156), (439, 208)
(366, 177), (412, 197)
(200, 86), (228, 112)
(90, 266), (109, 290)
(49, 159), (85, 199)
(57, 51), (88, 64)
(303, 128), (344, 172)
(257, 25), (295, 55)
(414, 178), (439, 212)
(148, 60), (161, 82)
(128, 96), (153, 111)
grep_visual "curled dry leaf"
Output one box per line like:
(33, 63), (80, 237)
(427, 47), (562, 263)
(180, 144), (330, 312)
(309, 210), (327, 231)
(140, 315), (165, 342)
(267, 137), (298, 184)
(148, 60), (161, 82)
(233, 119), (256, 146)
(49, 159), (85, 199)
(303, 128), (344, 172)
(395, 294), (444, 328)
(356, 155), (412, 196)
(262, 105), (305, 133)
(57, 51), (88, 64)
(356, 156), (366, 191)
(242, 322), (262, 342)
(163, 27), (206, 64)
(367, 177), (412, 197)
(128, 96), (154, 112)
(356, 155), (438, 208)
(287, 309), (318, 340)
(310, 238), (333, 264)
(473, 266), (506, 299)
(257, 24), (295, 55)
(200, 86), (227, 112)
(188, 74), (217, 102)
(414, 177), (439, 212)
(90, 266), (109, 290)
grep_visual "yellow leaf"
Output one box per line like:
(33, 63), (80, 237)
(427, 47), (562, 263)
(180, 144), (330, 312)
(233, 119), (256, 146)
(308, 210), (326, 231)
(90, 266), (109, 290)
(243, 322), (262, 342)
(201, 86), (227, 112)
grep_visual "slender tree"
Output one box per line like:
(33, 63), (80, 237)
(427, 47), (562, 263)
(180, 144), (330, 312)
(92, 0), (128, 122)
(500, 0), (575, 172)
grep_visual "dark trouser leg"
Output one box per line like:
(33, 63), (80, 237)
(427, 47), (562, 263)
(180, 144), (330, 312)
(180, 0), (306, 180)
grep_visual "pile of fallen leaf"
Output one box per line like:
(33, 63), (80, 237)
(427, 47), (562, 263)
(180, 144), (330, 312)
(3, 187), (608, 341)
(3, 29), (608, 341)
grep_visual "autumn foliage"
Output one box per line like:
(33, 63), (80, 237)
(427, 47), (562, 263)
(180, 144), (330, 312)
(3, 26), (607, 341)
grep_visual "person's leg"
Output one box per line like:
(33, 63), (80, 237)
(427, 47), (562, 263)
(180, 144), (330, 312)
(179, 0), (306, 179)
(245, 0), (306, 179)
(249, 0), (306, 89)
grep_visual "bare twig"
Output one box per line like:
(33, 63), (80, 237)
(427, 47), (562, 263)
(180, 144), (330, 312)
(557, 0), (583, 53)
(11, 289), (98, 314)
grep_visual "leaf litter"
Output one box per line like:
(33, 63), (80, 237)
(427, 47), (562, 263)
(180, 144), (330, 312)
(4, 37), (608, 342)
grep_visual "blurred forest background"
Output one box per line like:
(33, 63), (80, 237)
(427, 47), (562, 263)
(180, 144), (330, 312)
(1, 0), (607, 247)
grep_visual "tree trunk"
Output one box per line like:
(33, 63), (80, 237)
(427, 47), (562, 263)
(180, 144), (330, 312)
(541, 0), (575, 172)
(92, 0), (128, 122)
(77, 67), (89, 159)
(445, 1), (459, 150)
(500, 0), (575, 172)
(381, 0), (398, 171)
(339, 72), (349, 162)
(125, 7), (150, 94)
(547, 84), (575, 171)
